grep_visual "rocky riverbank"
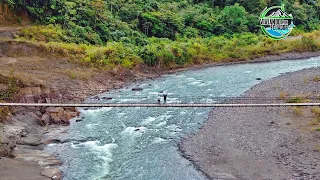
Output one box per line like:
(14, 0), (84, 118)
(180, 67), (320, 180)
(0, 106), (79, 179)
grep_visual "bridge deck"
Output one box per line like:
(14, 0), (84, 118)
(0, 103), (320, 107)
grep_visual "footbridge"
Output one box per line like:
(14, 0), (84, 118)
(1, 96), (319, 107)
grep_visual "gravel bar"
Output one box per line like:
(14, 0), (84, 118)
(180, 67), (320, 180)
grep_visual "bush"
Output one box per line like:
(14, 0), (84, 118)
(18, 25), (69, 43)
(286, 97), (303, 103)
(279, 91), (289, 99)
(311, 107), (320, 117)
(292, 106), (303, 116)
(0, 106), (10, 123)
(313, 75), (320, 82)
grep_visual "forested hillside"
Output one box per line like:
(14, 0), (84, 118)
(3, 0), (320, 68)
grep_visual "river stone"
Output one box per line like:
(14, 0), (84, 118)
(132, 87), (143, 91)
(101, 97), (113, 100)
(76, 118), (83, 122)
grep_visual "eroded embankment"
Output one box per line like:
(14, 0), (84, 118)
(180, 67), (320, 180)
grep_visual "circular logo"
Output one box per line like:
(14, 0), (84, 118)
(260, 5), (295, 40)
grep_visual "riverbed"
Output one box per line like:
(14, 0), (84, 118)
(46, 57), (320, 180)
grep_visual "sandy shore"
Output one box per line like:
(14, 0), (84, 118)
(180, 67), (320, 180)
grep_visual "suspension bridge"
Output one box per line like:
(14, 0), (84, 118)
(0, 95), (319, 107)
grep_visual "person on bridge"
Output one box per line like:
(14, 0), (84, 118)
(163, 94), (168, 103)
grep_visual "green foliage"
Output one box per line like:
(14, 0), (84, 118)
(217, 4), (249, 34)
(8, 0), (319, 44)
(41, 41), (141, 68)
(5, 0), (320, 68)
(286, 97), (303, 103)
(139, 11), (184, 39)
(18, 25), (69, 43)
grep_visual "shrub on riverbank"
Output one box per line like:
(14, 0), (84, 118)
(0, 106), (10, 123)
(15, 29), (320, 69)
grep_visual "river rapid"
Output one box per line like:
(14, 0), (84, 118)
(46, 57), (320, 180)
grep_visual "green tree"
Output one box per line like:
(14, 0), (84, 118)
(218, 4), (249, 34)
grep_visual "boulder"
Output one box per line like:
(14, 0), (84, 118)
(65, 111), (79, 120)
(132, 87), (143, 91)
(40, 113), (50, 125)
(50, 115), (61, 124)
(43, 107), (79, 125)
(46, 107), (64, 124)
(101, 97), (113, 100)
(60, 115), (70, 126)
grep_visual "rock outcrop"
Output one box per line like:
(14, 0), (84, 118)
(0, 111), (70, 180)
(38, 107), (79, 126)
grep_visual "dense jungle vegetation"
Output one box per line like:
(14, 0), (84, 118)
(3, 0), (320, 68)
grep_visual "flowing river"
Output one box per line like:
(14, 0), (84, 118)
(46, 57), (320, 180)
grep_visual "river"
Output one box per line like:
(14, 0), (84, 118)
(46, 57), (320, 180)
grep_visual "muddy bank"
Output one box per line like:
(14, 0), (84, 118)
(180, 67), (320, 180)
